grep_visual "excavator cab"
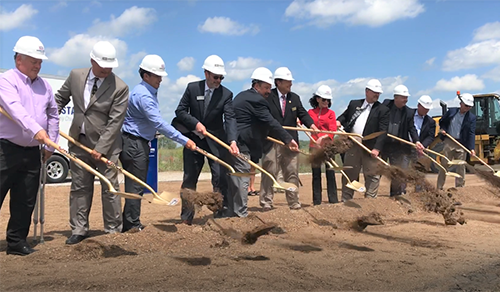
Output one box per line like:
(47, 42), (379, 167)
(471, 93), (500, 162)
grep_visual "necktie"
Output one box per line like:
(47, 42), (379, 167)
(347, 105), (368, 130)
(204, 89), (211, 117)
(281, 95), (286, 116)
(91, 77), (98, 98)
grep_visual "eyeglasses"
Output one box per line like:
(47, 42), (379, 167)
(212, 74), (224, 81)
(321, 98), (329, 102)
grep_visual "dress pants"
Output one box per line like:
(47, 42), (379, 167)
(381, 145), (411, 196)
(69, 134), (122, 235)
(120, 133), (150, 231)
(180, 137), (227, 222)
(0, 139), (40, 247)
(227, 152), (251, 217)
(437, 138), (467, 189)
(259, 144), (300, 209)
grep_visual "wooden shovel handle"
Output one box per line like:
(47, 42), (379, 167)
(195, 147), (235, 173)
(340, 129), (388, 166)
(443, 133), (496, 171)
(282, 126), (362, 138)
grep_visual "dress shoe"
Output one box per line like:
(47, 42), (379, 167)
(289, 204), (302, 210)
(65, 235), (87, 245)
(6, 243), (36, 256)
(181, 220), (192, 226)
(262, 206), (273, 212)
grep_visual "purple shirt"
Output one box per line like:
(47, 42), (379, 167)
(0, 68), (59, 151)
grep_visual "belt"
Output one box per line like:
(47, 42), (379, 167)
(122, 132), (148, 143)
(0, 138), (39, 150)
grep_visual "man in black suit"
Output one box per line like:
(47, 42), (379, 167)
(381, 85), (424, 197)
(260, 67), (318, 211)
(228, 67), (299, 217)
(437, 93), (476, 189)
(336, 79), (390, 201)
(173, 55), (239, 225)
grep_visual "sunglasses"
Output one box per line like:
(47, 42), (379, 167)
(321, 98), (329, 102)
(212, 74), (224, 81)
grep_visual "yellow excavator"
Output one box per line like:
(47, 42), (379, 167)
(424, 92), (500, 172)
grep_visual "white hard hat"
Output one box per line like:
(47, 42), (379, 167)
(274, 67), (294, 81)
(251, 67), (273, 85)
(366, 79), (383, 93)
(139, 54), (168, 77)
(460, 93), (474, 107)
(315, 85), (332, 100)
(90, 41), (118, 68)
(393, 85), (410, 97)
(418, 95), (433, 110)
(13, 36), (48, 60)
(202, 55), (226, 75)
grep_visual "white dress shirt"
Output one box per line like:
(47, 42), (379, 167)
(352, 100), (373, 136)
(81, 70), (104, 134)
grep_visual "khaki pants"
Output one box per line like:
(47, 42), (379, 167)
(341, 144), (381, 201)
(69, 134), (122, 236)
(437, 138), (467, 189)
(259, 144), (300, 208)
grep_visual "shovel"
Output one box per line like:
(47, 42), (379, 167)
(194, 147), (255, 177)
(298, 124), (365, 193)
(386, 134), (462, 178)
(0, 106), (146, 201)
(282, 126), (363, 139)
(60, 131), (179, 205)
(338, 128), (390, 166)
(204, 132), (298, 192)
(266, 136), (311, 157)
(443, 133), (500, 177)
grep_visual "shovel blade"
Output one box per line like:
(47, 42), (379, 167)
(495, 171), (500, 177)
(347, 181), (366, 193)
(362, 131), (385, 141)
(274, 182), (298, 192)
(114, 191), (143, 200)
(448, 160), (467, 165)
(330, 165), (353, 171)
(158, 191), (181, 206)
(446, 172), (463, 178)
(228, 172), (257, 177)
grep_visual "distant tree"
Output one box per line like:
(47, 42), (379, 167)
(158, 136), (178, 149)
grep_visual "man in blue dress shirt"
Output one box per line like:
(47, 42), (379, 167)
(120, 55), (196, 232)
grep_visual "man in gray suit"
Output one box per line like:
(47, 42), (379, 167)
(55, 41), (129, 244)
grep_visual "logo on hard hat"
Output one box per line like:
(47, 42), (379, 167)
(214, 64), (224, 68)
(101, 57), (115, 61)
(37, 46), (45, 53)
(160, 64), (165, 70)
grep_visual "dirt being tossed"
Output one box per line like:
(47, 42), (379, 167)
(180, 188), (223, 212)
(354, 212), (384, 231)
(308, 136), (353, 165)
(472, 168), (500, 191)
(241, 223), (278, 245)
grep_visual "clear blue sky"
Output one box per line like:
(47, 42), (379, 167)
(1, 0), (499, 124)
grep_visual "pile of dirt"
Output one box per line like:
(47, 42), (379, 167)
(308, 136), (352, 165)
(180, 188), (223, 212)
(354, 212), (384, 231)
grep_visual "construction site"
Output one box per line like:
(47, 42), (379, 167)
(1, 171), (500, 291)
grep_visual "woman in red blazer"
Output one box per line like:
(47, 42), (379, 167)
(308, 85), (338, 205)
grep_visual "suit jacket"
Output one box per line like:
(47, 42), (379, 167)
(54, 68), (129, 156)
(173, 80), (237, 156)
(233, 88), (293, 162)
(439, 107), (476, 150)
(411, 109), (436, 148)
(337, 99), (389, 151)
(264, 88), (314, 154)
(382, 99), (419, 152)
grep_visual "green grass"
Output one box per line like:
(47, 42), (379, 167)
(157, 141), (342, 173)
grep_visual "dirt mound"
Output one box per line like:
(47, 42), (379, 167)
(180, 188), (223, 212)
(70, 239), (137, 260)
(308, 136), (352, 165)
(355, 212), (384, 231)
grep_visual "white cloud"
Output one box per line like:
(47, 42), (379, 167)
(434, 74), (485, 92)
(483, 66), (500, 82)
(442, 40), (500, 71)
(87, 6), (157, 37)
(225, 57), (272, 81)
(46, 34), (128, 68)
(113, 51), (147, 81)
(50, 1), (68, 12)
(0, 4), (38, 31)
(83, 1), (102, 13)
(198, 17), (259, 36)
(473, 21), (500, 42)
(425, 57), (436, 66)
(157, 74), (202, 122)
(285, 0), (424, 28)
(177, 57), (195, 71)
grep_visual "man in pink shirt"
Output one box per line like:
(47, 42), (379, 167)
(0, 36), (59, 256)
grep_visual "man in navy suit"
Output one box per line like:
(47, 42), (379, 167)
(437, 93), (476, 189)
(173, 55), (239, 224)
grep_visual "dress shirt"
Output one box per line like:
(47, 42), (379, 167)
(0, 68), (59, 151)
(449, 111), (466, 139)
(414, 111), (424, 137)
(352, 100), (373, 136)
(81, 70), (104, 134)
(122, 81), (189, 145)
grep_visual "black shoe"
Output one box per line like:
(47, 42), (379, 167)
(65, 235), (87, 245)
(6, 243), (36, 256)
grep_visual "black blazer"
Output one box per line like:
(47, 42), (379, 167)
(439, 107), (476, 150)
(382, 99), (419, 152)
(233, 88), (293, 162)
(411, 109), (436, 148)
(337, 99), (389, 151)
(173, 80), (237, 156)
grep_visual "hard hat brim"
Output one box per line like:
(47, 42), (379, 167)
(275, 76), (294, 81)
(419, 102), (433, 110)
(366, 86), (383, 94)
(95, 59), (119, 68)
